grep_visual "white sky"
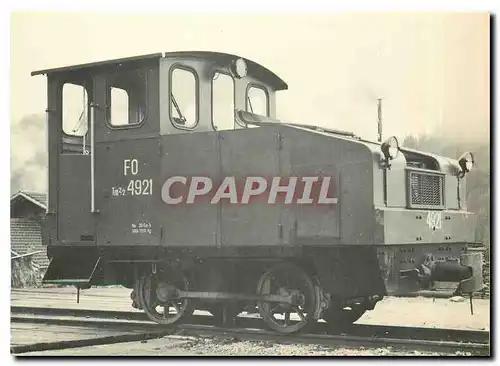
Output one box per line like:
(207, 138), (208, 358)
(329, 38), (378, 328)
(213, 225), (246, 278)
(10, 12), (490, 142)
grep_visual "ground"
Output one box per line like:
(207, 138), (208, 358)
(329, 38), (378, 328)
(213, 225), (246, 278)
(25, 336), (470, 356)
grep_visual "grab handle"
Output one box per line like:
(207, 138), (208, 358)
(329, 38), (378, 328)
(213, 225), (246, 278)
(90, 102), (98, 213)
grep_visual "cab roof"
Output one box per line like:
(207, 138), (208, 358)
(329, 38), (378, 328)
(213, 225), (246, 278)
(31, 51), (288, 91)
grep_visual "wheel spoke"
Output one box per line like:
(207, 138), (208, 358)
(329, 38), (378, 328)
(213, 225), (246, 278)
(261, 276), (272, 294)
(144, 279), (152, 307)
(150, 298), (159, 309)
(295, 307), (306, 322)
(270, 304), (281, 313)
(284, 311), (290, 326)
(172, 302), (181, 314)
(269, 274), (282, 288)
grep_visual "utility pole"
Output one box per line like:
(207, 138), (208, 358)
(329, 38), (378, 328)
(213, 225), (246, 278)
(377, 98), (383, 143)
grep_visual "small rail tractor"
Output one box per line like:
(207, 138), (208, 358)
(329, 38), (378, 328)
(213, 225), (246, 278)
(32, 51), (483, 333)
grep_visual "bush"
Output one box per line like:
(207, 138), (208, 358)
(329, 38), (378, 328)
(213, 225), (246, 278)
(11, 256), (44, 288)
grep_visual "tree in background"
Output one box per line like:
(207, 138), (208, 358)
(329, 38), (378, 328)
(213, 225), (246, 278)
(11, 114), (47, 194)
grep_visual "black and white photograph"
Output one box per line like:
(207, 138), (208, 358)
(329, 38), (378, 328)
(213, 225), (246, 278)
(7, 6), (492, 357)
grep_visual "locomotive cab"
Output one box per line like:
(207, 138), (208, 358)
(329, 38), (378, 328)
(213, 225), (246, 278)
(34, 51), (286, 282)
(33, 51), (484, 333)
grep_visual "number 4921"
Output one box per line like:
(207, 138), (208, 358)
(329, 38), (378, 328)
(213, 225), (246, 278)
(127, 179), (153, 195)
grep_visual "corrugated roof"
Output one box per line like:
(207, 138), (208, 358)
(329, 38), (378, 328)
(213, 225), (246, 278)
(22, 192), (47, 207)
(11, 191), (47, 209)
(10, 218), (49, 269)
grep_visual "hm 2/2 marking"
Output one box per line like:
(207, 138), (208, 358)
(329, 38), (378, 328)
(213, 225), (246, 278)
(426, 211), (442, 229)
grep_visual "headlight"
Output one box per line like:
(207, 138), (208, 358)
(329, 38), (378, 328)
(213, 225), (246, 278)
(458, 151), (474, 177)
(381, 136), (400, 161)
(232, 58), (247, 78)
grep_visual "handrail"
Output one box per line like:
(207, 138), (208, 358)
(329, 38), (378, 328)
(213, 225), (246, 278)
(90, 103), (98, 213)
(236, 109), (356, 137)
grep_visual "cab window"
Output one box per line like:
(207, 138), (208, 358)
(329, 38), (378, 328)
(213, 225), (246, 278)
(170, 67), (198, 128)
(106, 69), (147, 127)
(246, 86), (268, 117)
(62, 83), (89, 136)
(212, 72), (235, 131)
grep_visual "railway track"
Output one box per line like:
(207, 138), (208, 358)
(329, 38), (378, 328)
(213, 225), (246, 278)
(11, 306), (490, 356)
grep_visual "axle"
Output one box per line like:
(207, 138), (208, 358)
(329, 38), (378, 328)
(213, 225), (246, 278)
(172, 290), (300, 305)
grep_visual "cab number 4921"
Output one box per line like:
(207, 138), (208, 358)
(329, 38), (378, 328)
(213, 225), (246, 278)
(127, 179), (153, 195)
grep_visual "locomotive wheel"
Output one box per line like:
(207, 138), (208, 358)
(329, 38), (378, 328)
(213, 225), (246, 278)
(137, 267), (193, 325)
(323, 305), (367, 331)
(256, 263), (318, 334)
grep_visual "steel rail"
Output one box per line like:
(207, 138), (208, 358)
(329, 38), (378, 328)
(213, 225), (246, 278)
(11, 306), (490, 343)
(11, 306), (489, 343)
(11, 307), (490, 355)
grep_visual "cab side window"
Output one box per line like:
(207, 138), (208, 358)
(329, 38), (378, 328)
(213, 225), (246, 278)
(61, 81), (92, 154)
(106, 69), (147, 127)
(62, 83), (89, 136)
(170, 68), (198, 128)
(212, 72), (235, 131)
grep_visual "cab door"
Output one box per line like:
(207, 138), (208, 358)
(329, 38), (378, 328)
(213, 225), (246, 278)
(56, 77), (95, 245)
(93, 63), (161, 247)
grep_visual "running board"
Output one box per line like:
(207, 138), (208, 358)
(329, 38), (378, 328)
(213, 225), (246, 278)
(43, 256), (101, 286)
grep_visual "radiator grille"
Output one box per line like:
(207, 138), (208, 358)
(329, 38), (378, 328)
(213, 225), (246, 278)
(408, 170), (444, 208)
